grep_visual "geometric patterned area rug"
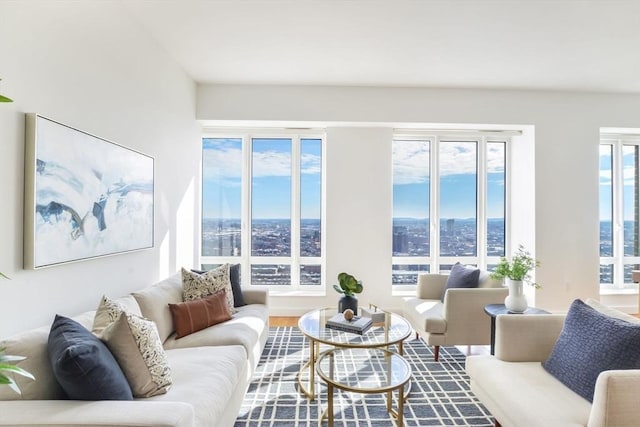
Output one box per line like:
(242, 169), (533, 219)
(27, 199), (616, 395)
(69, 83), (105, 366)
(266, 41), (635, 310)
(234, 327), (494, 426)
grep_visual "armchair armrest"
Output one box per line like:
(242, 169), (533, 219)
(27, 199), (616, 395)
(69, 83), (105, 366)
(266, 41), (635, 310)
(416, 274), (447, 300)
(242, 288), (269, 306)
(494, 314), (565, 362)
(0, 400), (194, 426)
(441, 288), (508, 342)
(588, 369), (640, 427)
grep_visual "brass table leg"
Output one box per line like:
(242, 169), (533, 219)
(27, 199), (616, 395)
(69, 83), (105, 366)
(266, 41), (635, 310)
(327, 382), (334, 427)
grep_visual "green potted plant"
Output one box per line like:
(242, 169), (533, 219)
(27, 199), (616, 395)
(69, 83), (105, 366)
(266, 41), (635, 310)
(0, 78), (13, 103)
(0, 347), (34, 394)
(490, 245), (540, 313)
(333, 272), (363, 315)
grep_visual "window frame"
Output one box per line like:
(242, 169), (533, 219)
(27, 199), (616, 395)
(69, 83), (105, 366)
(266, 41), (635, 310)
(599, 135), (640, 291)
(200, 129), (326, 295)
(391, 132), (510, 294)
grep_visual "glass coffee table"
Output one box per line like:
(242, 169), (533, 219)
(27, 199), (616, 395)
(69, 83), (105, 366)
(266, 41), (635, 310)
(316, 348), (411, 426)
(297, 307), (412, 400)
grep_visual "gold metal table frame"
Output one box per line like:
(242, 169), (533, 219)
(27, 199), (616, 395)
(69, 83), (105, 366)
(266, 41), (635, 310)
(316, 347), (412, 427)
(296, 306), (412, 400)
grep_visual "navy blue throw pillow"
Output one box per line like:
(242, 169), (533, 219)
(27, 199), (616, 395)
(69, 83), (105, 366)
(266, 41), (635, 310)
(440, 262), (480, 301)
(542, 299), (640, 402)
(48, 315), (133, 400)
(192, 263), (246, 307)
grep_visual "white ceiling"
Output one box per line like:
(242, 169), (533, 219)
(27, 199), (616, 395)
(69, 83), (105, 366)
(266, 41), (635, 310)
(123, 0), (640, 93)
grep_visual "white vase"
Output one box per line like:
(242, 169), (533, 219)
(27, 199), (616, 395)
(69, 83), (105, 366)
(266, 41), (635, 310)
(505, 279), (528, 313)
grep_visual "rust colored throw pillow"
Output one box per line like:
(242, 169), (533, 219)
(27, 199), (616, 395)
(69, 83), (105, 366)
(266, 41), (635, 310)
(168, 290), (232, 338)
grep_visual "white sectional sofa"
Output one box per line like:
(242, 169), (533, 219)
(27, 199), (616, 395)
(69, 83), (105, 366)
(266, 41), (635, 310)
(0, 272), (269, 427)
(466, 299), (640, 427)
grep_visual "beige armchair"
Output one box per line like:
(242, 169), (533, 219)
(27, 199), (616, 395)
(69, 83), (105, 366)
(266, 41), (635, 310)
(402, 273), (508, 361)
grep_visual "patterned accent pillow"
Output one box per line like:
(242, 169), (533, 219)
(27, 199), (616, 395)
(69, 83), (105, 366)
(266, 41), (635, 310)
(168, 290), (232, 338)
(92, 295), (142, 338)
(542, 299), (640, 402)
(102, 312), (172, 397)
(182, 265), (236, 313)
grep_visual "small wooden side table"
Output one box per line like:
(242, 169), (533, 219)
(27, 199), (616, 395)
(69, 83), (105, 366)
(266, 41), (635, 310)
(484, 304), (550, 355)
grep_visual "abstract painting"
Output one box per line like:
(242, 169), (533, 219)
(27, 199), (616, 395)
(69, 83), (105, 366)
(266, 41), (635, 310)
(24, 114), (154, 269)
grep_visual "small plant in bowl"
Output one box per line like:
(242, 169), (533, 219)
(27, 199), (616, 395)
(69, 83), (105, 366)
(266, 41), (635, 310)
(333, 272), (363, 296)
(333, 272), (363, 315)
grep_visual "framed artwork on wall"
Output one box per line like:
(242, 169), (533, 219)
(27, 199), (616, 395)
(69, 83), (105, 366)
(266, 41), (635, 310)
(24, 113), (154, 269)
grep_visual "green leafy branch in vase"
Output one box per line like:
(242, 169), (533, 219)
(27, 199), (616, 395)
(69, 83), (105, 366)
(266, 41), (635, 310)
(490, 245), (541, 288)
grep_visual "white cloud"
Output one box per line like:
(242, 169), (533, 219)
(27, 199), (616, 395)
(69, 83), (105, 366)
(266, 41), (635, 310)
(301, 153), (321, 175)
(393, 140), (505, 185)
(203, 146), (321, 179)
(392, 141), (430, 184)
(203, 146), (242, 179)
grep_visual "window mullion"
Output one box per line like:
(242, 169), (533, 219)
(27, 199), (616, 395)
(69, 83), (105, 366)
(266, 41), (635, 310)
(431, 137), (440, 273)
(613, 140), (625, 288)
(477, 138), (487, 270)
(291, 136), (301, 288)
(243, 135), (252, 285)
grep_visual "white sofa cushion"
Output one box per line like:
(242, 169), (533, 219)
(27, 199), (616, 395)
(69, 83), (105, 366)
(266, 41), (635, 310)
(164, 303), (269, 370)
(401, 298), (446, 333)
(467, 355), (591, 427)
(147, 346), (248, 427)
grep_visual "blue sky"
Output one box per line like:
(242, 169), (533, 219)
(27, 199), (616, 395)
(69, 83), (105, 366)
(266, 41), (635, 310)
(599, 146), (637, 221)
(203, 138), (507, 220)
(392, 140), (505, 219)
(202, 138), (321, 219)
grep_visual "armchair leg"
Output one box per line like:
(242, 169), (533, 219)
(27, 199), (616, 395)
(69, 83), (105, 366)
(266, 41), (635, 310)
(494, 419), (502, 427)
(433, 345), (440, 361)
(415, 331), (419, 340)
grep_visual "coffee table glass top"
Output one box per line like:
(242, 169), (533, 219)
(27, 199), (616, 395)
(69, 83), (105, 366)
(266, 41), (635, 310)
(298, 307), (412, 348)
(316, 348), (411, 392)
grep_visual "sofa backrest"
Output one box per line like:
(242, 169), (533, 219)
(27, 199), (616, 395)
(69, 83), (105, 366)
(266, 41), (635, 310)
(0, 311), (94, 401)
(132, 272), (183, 342)
(0, 294), (143, 401)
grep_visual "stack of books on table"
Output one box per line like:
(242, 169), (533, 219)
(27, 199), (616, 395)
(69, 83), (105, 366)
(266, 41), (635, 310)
(325, 313), (373, 335)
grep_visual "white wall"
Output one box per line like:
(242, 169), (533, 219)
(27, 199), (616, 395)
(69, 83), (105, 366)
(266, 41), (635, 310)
(198, 84), (640, 314)
(0, 1), (200, 338)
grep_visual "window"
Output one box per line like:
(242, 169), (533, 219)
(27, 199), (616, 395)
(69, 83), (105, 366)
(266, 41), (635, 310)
(599, 135), (640, 289)
(201, 132), (324, 292)
(392, 134), (507, 288)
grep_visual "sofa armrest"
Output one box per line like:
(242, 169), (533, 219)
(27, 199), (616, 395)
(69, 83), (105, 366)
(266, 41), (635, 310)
(588, 369), (640, 427)
(495, 314), (565, 362)
(416, 274), (447, 300)
(242, 288), (269, 306)
(0, 400), (194, 426)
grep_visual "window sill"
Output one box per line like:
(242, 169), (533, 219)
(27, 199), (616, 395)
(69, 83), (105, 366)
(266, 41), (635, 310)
(264, 289), (326, 297)
(599, 287), (639, 296)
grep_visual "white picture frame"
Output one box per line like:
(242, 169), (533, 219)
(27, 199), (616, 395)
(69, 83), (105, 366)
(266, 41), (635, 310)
(24, 114), (154, 269)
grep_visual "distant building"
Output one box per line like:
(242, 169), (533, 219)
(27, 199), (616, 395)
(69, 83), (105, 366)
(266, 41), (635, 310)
(393, 226), (409, 254)
(446, 218), (455, 236)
